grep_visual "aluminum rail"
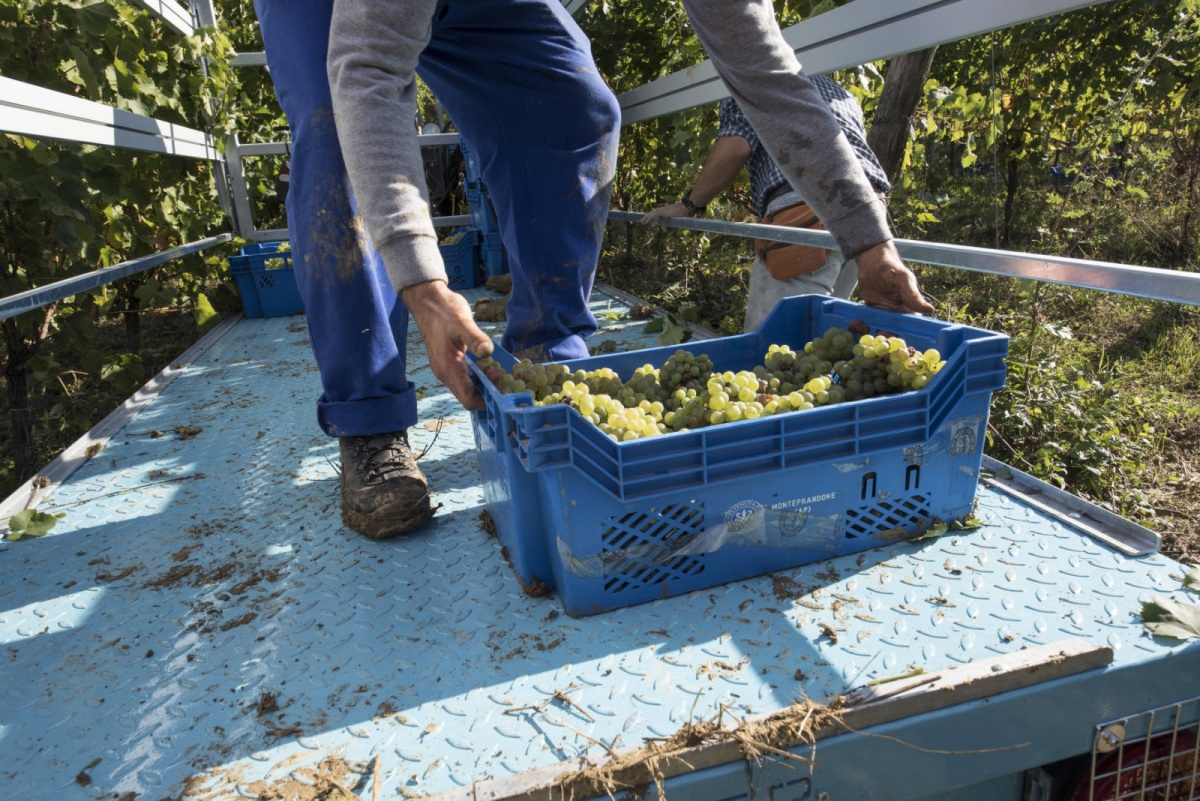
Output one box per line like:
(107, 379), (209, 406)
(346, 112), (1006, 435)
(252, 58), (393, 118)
(608, 210), (1200, 307)
(127, 0), (194, 37)
(0, 77), (222, 161)
(618, 0), (1114, 124)
(230, 52), (268, 68)
(0, 234), (232, 323)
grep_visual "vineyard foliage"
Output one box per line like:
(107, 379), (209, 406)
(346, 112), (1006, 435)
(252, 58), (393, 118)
(0, 0), (1198, 554)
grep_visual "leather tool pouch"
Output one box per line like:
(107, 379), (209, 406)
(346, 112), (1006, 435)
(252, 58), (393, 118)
(755, 202), (830, 280)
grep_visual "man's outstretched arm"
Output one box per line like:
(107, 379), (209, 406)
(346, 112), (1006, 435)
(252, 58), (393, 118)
(641, 135), (752, 222)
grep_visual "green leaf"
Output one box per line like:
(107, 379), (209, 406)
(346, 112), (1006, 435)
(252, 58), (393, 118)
(917, 521), (949, 540)
(981, 465), (1014, 480)
(135, 278), (161, 305)
(193, 292), (218, 333)
(7, 509), (67, 540)
(598, 310), (624, 322)
(1184, 564), (1200, 591)
(1141, 597), (1200, 641)
(657, 321), (686, 346)
(678, 302), (700, 322)
(643, 317), (665, 334)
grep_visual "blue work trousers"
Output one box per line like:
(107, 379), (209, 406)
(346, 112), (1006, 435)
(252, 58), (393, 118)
(254, 0), (619, 437)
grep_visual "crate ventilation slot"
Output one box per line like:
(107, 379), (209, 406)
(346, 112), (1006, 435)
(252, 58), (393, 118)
(843, 494), (933, 539)
(257, 273), (278, 289)
(601, 502), (706, 594)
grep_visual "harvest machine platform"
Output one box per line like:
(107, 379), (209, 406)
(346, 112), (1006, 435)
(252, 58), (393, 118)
(1, 287), (1197, 801)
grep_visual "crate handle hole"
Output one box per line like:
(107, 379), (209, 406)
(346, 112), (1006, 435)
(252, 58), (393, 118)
(861, 472), (877, 500)
(905, 464), (920, 491)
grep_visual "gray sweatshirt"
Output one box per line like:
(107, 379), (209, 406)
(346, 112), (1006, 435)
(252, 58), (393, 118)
(327, 0), (892, 293)
(328, 0), (445, 293)
(680, 0), (892, 259)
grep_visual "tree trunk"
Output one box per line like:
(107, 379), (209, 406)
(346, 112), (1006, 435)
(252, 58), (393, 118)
(1180, 132), (1199, 264)
(1002, 156), (1020, 247)
(125, 293), (141, 353)
(867, 47), (939, 184)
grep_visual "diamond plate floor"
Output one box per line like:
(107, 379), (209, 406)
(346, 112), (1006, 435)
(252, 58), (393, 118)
(0, 287), (1194, 800)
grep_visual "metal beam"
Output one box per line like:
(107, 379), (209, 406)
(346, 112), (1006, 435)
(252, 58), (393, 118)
(0, 234), (233, 322)
(607, 211), (1200, 307)
(224, 135), (257, 239)
(0, 77), (222, 161)
(230, 51), (268, 68)
(127, 0), (194, 37)
(619, 0), (1113, 124)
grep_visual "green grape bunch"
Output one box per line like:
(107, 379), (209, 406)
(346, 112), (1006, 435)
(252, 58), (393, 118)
(477, 325), (946, 442)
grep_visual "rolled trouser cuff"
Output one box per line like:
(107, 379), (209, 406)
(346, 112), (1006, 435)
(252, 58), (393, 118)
(316, 383), (419, 438)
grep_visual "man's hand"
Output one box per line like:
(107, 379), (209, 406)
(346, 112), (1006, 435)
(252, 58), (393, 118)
(401, 280), (494, 411)
(855, 240), (935, 315)
(640, 202), (693, 224)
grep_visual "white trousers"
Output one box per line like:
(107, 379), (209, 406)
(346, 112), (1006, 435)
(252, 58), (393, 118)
(742, 190), (857, 332)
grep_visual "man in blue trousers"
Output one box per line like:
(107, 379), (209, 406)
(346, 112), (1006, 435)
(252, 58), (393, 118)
(253, 0), (620, 538)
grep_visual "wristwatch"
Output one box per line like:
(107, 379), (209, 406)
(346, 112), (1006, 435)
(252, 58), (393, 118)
(680, 189), (706, 216)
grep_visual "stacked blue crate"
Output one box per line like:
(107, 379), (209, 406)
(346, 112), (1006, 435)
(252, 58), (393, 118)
(460, 137), (508, 278)
(438, 228), (481, 289)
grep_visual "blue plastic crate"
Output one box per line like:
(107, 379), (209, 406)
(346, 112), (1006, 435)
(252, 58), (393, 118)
(467, 295), (1009, 617)
(227, 242), (304, 318)
(438, 228), (480, 289)
(482, 231), (509, 278)
(460, 135), (483, 188)
(465, 185), (500, 236)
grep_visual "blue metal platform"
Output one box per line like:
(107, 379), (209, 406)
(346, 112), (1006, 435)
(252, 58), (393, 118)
(1, 286), (1197, 801)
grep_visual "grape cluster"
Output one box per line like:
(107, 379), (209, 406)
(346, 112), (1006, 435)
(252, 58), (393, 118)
(477, 324), (946, 442)
(834, 333), (945, 401)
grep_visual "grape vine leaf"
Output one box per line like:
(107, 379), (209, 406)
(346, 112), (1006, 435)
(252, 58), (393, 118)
(193, 292), (219, 333)
(7, 510), (67, 541)
(598, 310), (624, 322)
(658, 321), (687, 346)
(642, 317), (665, 334)
(1184, 564), (1200, 591)
(1141, 597), (1200, 642)
(917, 515), (982, 540)
(917, 522), (949, 540)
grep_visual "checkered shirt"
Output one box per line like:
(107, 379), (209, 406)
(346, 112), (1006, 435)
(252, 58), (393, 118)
(718, 75), (891, 218)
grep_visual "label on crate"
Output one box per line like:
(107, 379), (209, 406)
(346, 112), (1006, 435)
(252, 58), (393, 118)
(664, 500), (844, 559)
(724, 500), (765, 535)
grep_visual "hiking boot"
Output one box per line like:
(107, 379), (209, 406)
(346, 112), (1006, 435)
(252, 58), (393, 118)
(338, 430), (434, 538)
